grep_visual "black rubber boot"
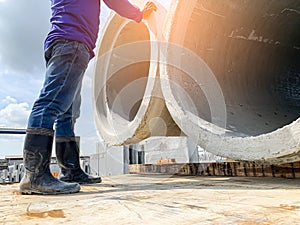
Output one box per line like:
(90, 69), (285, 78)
(20, 128), (80, 195)
(56, 136), (101, 184)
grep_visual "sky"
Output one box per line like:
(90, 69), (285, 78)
(0, 0), (169, 158)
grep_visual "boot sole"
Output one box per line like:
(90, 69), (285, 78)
(78, 180), (101, 185)
(61, 178), (102, 185)
(20, 188), (80, 195)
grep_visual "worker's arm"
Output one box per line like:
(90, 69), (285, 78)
(103, 0), (157, 23)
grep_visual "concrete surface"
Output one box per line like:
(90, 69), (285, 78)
(1, 174), (300, 224)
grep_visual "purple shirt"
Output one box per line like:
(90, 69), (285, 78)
(44, 0), (143, 59)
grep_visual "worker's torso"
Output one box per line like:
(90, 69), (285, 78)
(45, 0), (100, 59)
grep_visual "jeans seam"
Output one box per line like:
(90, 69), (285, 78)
(39, 42), (80, 128)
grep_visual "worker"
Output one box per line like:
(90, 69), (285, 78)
(20, 0), (157, 195)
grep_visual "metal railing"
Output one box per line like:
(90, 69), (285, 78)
(0, 127), (26, 134)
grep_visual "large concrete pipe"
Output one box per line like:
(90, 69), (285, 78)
(93, 1), (181, 146)
(160, 0), (300, 164)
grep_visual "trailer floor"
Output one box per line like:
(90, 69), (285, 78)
(1, 174), (300, 224)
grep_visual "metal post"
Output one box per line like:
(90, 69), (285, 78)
(123, 146), (129, 174)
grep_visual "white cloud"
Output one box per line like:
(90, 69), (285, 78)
(0, 69), (43, 109)
(0, 97), (30, 127)
(1, 96), (17, 105)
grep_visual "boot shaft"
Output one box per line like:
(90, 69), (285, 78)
(55, 136), (102, 184)
(23, 129), (54, 175)
(20, 129), (80, 195)
(55, 136), (80, 170)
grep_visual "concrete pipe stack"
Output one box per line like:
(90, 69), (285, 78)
(93, 0), (300, 164)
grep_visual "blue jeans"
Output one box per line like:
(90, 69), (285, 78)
(28, 39), (90, 137)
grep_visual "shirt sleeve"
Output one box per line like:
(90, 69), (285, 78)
(103, 0), (143, 23)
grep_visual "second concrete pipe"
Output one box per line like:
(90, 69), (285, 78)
(160, 0), (300, 164)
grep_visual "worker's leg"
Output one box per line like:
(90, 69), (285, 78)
(20, 40), (89, 194)
(54, 82), (82, 137)
(55, 84), (101, 184)
(28, 40), (90, 129)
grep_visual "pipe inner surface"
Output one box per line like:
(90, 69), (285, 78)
(168, 0), (300, 136)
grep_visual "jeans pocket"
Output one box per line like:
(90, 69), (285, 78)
(53, 41), (76, 57)
(77, 44), (90, 69)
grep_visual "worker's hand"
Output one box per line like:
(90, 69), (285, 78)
(142, 2), (157, 20)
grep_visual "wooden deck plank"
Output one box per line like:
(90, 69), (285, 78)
(0, 175), (300, 224)
(129, 162), (300, 179)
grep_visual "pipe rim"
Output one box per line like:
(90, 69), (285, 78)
(93, 1), (168, 145)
